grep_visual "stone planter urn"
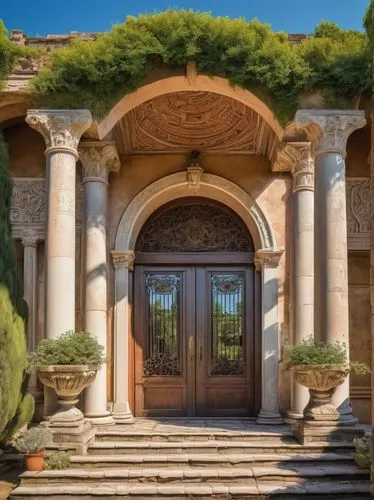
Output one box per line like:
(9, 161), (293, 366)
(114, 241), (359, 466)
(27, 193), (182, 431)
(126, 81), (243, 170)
(37, 365), (98, 425)
(293, 365), (350, 421)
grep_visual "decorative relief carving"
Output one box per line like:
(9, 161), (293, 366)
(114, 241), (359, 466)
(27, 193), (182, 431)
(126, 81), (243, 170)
(136, 202), (253, 253)
(295, 110), (366, 157)
(79, 141), (120, 183)
(186, 152), (204, 190)
(255, 248), (284, 271)
(26, 110), (92, 155)
(126, 92), (258, 152)
(11, 178), (83, 228)
(11, 179), (46, 224)
(111, 250), (135, 270)
(272, 141), (314, 192)
(346, 179), (370, 234)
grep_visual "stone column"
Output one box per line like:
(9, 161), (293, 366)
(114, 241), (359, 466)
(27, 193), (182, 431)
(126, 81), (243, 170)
(284, 143), (315, 422)
(79, 141), (120, 426)
(256, 248), (284, 425)
(21, 230), (42, 408)
(111, 250), (135, 423)
(26, 110), (92, 341)
(296, 110), (366, 422)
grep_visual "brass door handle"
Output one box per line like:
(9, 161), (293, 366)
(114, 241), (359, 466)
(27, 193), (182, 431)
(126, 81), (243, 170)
(188, 336), (194, 362)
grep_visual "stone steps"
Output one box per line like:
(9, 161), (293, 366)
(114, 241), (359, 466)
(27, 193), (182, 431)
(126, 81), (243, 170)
(72, 451), (355, 468)
(88, 439), (354, 457)
(10, 480), (371, 499)
(19, 465), (369, 484)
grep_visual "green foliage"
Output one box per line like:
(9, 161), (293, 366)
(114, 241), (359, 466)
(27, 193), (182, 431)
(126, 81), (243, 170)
(27, 11), (370, 124)
(297, 21), (371, 106)
(286, 337), (347, 367)
(28, 331), (105, 372)
(0, 136), (34, 445)
(353, 436), (371, 468)
(45, 451), (71, 469)
(13, 427), (52, 454)
(364, 1), (374, 49)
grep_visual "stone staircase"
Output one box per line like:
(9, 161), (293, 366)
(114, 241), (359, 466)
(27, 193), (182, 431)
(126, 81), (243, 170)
(10, 419), (370, 499)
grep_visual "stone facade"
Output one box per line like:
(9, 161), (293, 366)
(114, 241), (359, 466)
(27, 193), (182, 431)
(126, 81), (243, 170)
(1, 33), (372, 424)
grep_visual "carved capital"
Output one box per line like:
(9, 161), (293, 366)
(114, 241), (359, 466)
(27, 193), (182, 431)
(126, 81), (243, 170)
(273, 141), (314, 192)
(255, 248), (284, 271)
(26, 109), (92, 157)
(111, 250), (135, 270)
(21, 230), (38, 247)
(295, 110), (366, 158)
(79, 141), (120, 183)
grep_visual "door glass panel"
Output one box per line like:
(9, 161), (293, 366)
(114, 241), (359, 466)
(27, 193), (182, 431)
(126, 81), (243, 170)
(210, 273), (245, 376)
(143, 273), (181, 376)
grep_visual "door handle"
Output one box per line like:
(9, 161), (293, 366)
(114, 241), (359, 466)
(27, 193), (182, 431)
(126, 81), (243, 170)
(188, 336), (194, 362)
(197, 338), (203, 362)
(199, 345), (203, 362)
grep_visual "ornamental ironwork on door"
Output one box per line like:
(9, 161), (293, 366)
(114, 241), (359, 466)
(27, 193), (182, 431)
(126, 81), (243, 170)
(136, 202), (253, 252)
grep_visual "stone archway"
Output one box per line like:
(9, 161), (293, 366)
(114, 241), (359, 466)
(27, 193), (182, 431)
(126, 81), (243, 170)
(110, 170), (284, 424)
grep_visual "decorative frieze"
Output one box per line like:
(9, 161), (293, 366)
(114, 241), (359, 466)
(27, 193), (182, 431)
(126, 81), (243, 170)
(11, 178), (83, 235)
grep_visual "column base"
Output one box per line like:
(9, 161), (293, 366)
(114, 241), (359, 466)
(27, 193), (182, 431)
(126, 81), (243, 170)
(85, 411), (115, 426)
(295, 419), (364, 445)
(284, 410), (304, 426)
(257, 410), (284, 425)
(112, 401), (134, 424)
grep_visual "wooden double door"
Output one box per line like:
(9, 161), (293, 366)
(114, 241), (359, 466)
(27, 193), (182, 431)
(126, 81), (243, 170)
(134, 264), (255, 417)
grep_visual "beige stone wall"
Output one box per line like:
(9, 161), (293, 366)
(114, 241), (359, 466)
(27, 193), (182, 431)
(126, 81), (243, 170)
(4, 123), (45, 177)
(348, 252), (371, 423)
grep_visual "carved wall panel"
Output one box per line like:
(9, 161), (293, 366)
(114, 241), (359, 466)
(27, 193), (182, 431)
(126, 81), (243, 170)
(136, 202), (253, 253)
(11, 178), (83, 237)
(346, 178), (370, 250)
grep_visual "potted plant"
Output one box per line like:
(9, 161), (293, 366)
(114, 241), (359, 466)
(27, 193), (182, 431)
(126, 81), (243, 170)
(13, 427), (52, 471)
(28, 331), (105, 422)
(353, 436), (370, 469)
(286, 337), (369, 421)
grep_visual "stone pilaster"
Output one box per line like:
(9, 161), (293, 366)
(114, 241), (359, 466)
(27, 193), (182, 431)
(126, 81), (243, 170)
(26, 110), (91, 419)
(296, 110), (366, 423)
(111, 250), (135, 423)
(78, 141), (120, 426)
(255, 248), (284, 425)
(280, 142), (315, 423)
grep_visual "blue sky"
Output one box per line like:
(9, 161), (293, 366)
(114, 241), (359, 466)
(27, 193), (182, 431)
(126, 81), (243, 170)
(1, 0), (369, 37)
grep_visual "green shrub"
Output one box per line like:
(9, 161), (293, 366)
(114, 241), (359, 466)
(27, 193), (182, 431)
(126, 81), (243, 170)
(0, 137), (34, 445)
(13, 427), (52, 454)
(28, 331), (105, 372)
(45, 451), (71, 469)
(286, 337), (370, 375)
(26, 11), (370, 124)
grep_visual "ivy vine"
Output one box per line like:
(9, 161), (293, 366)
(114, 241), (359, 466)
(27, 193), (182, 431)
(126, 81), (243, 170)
(0, 10), (372, 124)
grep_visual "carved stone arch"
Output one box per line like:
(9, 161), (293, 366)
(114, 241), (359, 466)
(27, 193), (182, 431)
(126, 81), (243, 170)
(115, 172), (275, 251)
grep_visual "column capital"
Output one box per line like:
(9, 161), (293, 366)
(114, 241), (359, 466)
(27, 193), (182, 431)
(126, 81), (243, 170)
(273, 142), (314, 192)
(21, 230), (39, 247)
(111, 250), (135, 270)
(295, 110), (366, 158)
(26, 109), (92, 158)
(79, 141), (120, 184)
(255, 248), (284, 271)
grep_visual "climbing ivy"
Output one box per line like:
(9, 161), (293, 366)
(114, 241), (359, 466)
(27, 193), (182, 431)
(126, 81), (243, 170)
(0, 10), (371, 123)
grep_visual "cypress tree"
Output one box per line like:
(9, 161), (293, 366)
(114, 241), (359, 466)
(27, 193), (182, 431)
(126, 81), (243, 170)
(0, 136), (34, 444)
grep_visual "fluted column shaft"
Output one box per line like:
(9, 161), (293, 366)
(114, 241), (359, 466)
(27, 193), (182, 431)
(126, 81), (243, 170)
(296, 110), (366, 421)
(256, 248), (284, 425)
(79, 142), (120, 425)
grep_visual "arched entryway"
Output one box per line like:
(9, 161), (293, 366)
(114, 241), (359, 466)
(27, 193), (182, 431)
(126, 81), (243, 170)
(133, 199), (257, 417)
